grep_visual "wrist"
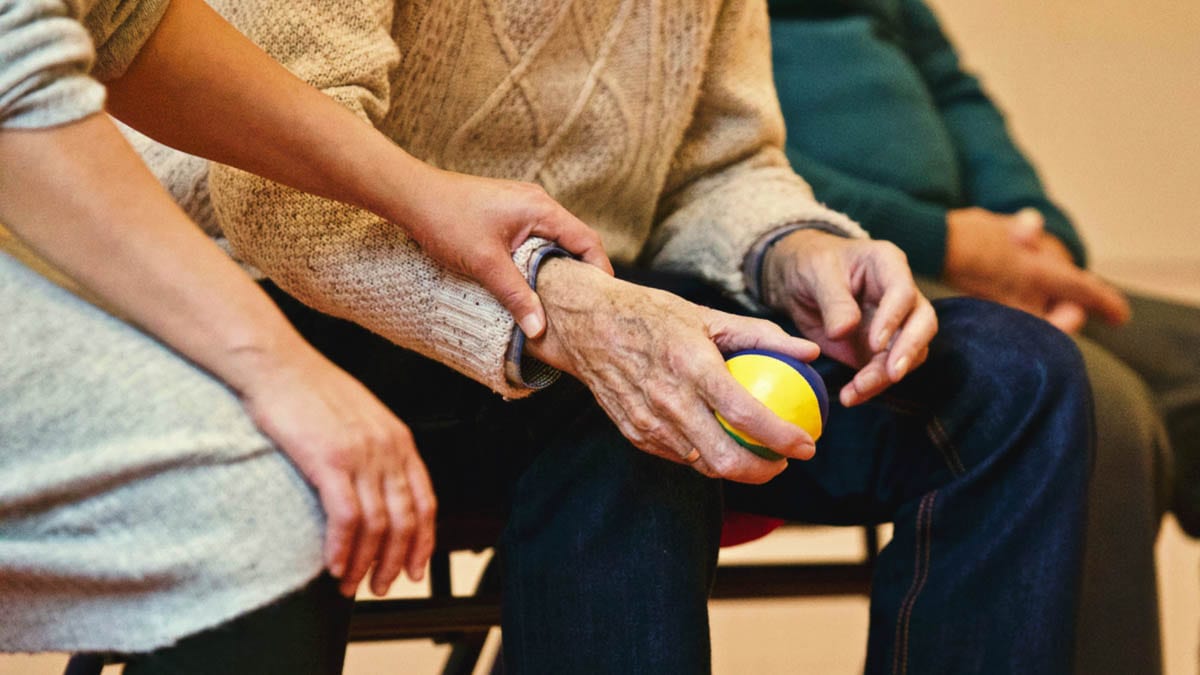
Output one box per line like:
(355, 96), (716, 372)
(760, 228), (828, 309)
(212, 317), (323, 397)
(521, 257), (617, 374)
(354, 142), (433, 227)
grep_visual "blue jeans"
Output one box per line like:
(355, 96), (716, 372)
(266, 273), (1093, 675)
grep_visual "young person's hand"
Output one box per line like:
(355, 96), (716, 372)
(392, 168), (612, 338)
(0, 113), (437, 599)
(235, 344), (437, 598)
(106, 0), (612, 341)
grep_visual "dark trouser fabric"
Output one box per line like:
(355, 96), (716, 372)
(261, 269), (1093, 675)
(1082, 292), (1200, 532)
(121, 574), (353, 675)
(919, 279), (1173, 675)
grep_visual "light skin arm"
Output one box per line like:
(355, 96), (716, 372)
(105, 0), (611, 338)
(945, 207), (1130, 333)
(0, 114), (434, 597)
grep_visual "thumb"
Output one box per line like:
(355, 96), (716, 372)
(1044, 301), (1088, 334)
(477, 260), (547, 338)
(1009, 208), (1045, 246)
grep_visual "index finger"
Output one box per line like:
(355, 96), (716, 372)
(882, 295), (938, 382)
(531, 209), (614, 275)
(1041, 265), (1131, 326)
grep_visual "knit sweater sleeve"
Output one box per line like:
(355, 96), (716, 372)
(205, 0), (549, 399)
(899, 0), (1087, 267)
(644, 0), (866, 310)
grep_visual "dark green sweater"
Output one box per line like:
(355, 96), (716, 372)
(768, 0), (1086, 277)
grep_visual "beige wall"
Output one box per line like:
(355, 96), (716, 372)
(926, 0), (1200, 298)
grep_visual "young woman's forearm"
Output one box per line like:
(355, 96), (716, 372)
(0, 114), (308, 393)
(103, 0), (422, 225)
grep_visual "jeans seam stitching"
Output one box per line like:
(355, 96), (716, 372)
(893, 490), (937, 675)
(927, 416), (967, 475)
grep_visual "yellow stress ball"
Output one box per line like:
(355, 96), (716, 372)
(717, 350), (829, 461)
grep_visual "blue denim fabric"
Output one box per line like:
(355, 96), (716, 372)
(264, 272), (1092, 675)
(726, 301), (1093, 674)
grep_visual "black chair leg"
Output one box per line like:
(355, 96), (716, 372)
(63, 654), (106, 675)
(440, 554), (502, 675)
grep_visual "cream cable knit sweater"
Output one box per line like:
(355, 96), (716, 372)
(142, 0), (866, 399)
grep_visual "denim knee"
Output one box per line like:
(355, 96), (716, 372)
(922, 298), (1093, 475)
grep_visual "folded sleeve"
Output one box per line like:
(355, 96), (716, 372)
(0, 0), (104, 129)
(0, 0), (168, 130)
(644, 0), (866, 310)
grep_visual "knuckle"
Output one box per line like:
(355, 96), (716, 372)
(627, 406), (659, 434)
(416, 497), (437, 521)
(707, 453), (738, 478)
(330, 502), (361, 529)
(394, 518), (416, 539)
(362, 510), (387, 536)
(392, 423), (416, 450)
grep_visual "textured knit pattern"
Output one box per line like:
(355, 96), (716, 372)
(0, 249), (326, 653)
(132, 0), (865, 399)
(0, 0), (168, 129)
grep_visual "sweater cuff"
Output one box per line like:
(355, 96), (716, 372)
(503, 244), (570, 391)
(0, 0), (105, 129)
(742, 221), (853, 303)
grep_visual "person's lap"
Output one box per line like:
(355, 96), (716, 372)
(918, 277), (1172, 674)
(265, 268), (1091, 674)
(1082, 291), (1200, 534)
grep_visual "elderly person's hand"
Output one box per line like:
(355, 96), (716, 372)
(761, 229), (939, 407)
(945, 207), (1130, 333)
(524, 259), (821, 484)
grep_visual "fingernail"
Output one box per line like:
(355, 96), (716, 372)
(519, 312), (545, 338)
(875, 327), (893, 350)
(329, 561), (344, 578)
(795, 441), (816, 459)
(857, 370), (881, 392)
(892, 356), (910, 380)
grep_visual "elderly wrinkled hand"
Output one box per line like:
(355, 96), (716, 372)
(524, 258), (821, 484)
(761, 229), (939, 407)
